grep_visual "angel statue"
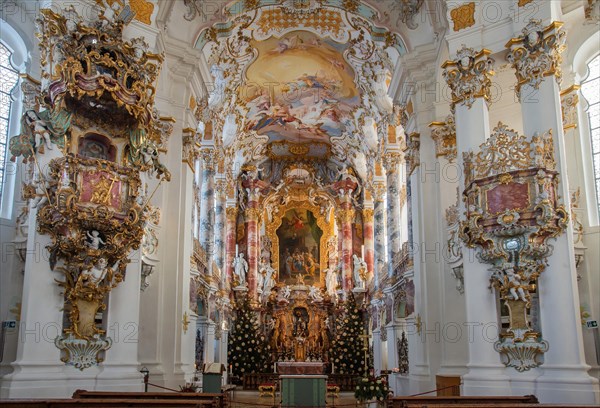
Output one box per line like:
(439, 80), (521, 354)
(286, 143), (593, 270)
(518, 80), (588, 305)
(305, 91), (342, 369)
(353, 254), (367, 290)
(232, 253), (248, 287)
(325, 266), (338, 298)
(308, 285), (324, 302)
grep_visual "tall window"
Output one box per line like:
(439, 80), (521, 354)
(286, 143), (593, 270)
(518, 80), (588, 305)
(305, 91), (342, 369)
(581, 54), (600, 216)
(0, 42), (19, 203)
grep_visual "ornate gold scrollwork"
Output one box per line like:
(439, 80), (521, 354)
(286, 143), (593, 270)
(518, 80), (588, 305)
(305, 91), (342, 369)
(443, 46), (495, 110)
(429, 115), (457, 161)
(506, 20), (566, 100)
(460, 122), (566, 372)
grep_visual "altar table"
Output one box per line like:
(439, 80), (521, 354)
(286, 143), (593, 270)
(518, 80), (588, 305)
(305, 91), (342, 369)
(277, 362), (325, 375)
(280, 374), (327, 407)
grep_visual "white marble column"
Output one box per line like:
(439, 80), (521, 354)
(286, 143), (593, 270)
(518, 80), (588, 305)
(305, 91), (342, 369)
(0, 204), (68, 398)
(373, 182), (386, 289)
(96, 249), (143, 391)
(443, 46), (511, 395)
(372, 328), (382, 376)
(507, 19), (599, 404)
(214, 178), (227, 284)
(384, 153), (403, 277)
(198, 149), (216, 260)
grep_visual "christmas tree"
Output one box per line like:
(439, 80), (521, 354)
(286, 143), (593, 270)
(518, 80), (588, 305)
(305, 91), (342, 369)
(329, 294), (370, 376)
(227, 296), (271, 378)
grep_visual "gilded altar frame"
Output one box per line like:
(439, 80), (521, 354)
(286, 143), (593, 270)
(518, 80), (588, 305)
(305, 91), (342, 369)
(265, 198), (335, 287)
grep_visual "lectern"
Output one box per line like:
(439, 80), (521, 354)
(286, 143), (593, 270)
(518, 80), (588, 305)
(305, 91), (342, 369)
(202, 363), (224, 393)
(280, 374), (327, 407)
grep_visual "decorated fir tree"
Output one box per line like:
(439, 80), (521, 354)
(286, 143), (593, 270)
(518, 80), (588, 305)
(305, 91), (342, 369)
(227, 297), (271, 377)
(329, 294), (370, 376)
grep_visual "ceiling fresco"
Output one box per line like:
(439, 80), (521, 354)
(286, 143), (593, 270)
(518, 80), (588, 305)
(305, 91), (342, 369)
(241, 31), (360, 149)
(192, 0), (418, 181)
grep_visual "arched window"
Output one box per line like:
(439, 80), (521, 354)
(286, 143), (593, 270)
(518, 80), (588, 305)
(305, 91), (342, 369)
(581, 54), (600, 216)
(0, 41), (19, 206)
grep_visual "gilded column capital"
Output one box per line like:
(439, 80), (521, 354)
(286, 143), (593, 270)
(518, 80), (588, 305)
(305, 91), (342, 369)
(383, 152), (403, 174)
(215, 179), (228, 198)
(442, 46), (495, 110)
(429, 115), (457, 162)
(372, 183), (386, 202)
(200, 148), (216, 172)
(505, 20), (566, 100)
(404, 132), (421, 176)
(362, 208), (374, 222)
(245, 207), (261, 221)
(561, 85), (580, 131)
(226, 207), (238, 222)
(338, 208), (355, 224)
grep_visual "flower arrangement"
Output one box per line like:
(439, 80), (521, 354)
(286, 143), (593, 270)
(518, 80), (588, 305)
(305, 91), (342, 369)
(354, 375), (390, 403)
(179, 383), (198, 392)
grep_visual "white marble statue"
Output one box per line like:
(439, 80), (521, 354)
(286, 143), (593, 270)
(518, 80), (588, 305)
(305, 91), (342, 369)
(82, 258), (108, 285)
(260, 260), (276, 297)
(505, 264), (528, 302)
(325, 266), (338, 298)
(256, 267), (265, 294)
(24, 110), (53, 153)
(86, 230), (105, 250)
(232, 253), (248, 286)
(353, 254), (367, 289)
(277, 285), (291, 302)
(30, 174), (49, 209)
(308, 285), (324, 302)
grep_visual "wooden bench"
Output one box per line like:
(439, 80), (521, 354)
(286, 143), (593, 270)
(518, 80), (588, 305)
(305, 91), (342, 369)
(0, 399), (216, 407)
(72, 390), (224, 407)
(389, 395), (539, 407)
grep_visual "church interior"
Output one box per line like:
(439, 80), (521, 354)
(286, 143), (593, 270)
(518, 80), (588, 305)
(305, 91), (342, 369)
(0, 0), (599, 406)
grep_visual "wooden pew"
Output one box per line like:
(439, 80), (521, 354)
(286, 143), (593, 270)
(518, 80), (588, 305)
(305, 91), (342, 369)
(0, 399), (215, 407)
(401, 405), (597, 408)
(388, 395), (539, 407)
(72, 390), (224, 407)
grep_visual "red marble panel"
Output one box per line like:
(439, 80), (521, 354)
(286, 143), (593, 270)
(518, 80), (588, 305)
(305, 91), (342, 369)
(486, 182), (529, 214)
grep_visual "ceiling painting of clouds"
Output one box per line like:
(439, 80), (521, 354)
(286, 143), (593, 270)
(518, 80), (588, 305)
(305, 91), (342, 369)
(241, 31), (360, 146)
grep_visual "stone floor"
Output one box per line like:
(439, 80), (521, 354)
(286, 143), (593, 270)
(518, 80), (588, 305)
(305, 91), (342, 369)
(227, 390), (379, 407)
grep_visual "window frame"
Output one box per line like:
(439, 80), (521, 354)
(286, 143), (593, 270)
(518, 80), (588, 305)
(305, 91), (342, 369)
(580, 54), (600, 221)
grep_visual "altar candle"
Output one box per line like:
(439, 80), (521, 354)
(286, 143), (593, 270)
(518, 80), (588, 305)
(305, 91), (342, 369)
(274, 363), (276, 373)
(361, 245), (365, 260)
(332, 361), (335, 374)
(235, 244), (239, 257)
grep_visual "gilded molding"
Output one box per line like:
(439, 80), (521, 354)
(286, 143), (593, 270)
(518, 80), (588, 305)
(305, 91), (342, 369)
(226, 207), (239, 222)
(338, 208), (356, 224)
(383, 152), (403, 174)
(450, 2), (476, 32)
(429, 115), (457, 161)
(443, 46), (495, 110)
(561, 85), (580, 131)
(462, 122), (555, 186)
(404, 132), (420, 176)
(372, 183), (387, 202)
(245, 207), (261, 221)
(460, 121), (567, 371)
(506, 20), (566, 100)
(200, 148), (217, 172)
(518, 0), (534, 6)
(362, 208), (374, 222)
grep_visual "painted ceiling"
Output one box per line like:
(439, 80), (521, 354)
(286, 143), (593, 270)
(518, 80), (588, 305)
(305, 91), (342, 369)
(241, 31), (359, 154)
(193, 0), (421, 179)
